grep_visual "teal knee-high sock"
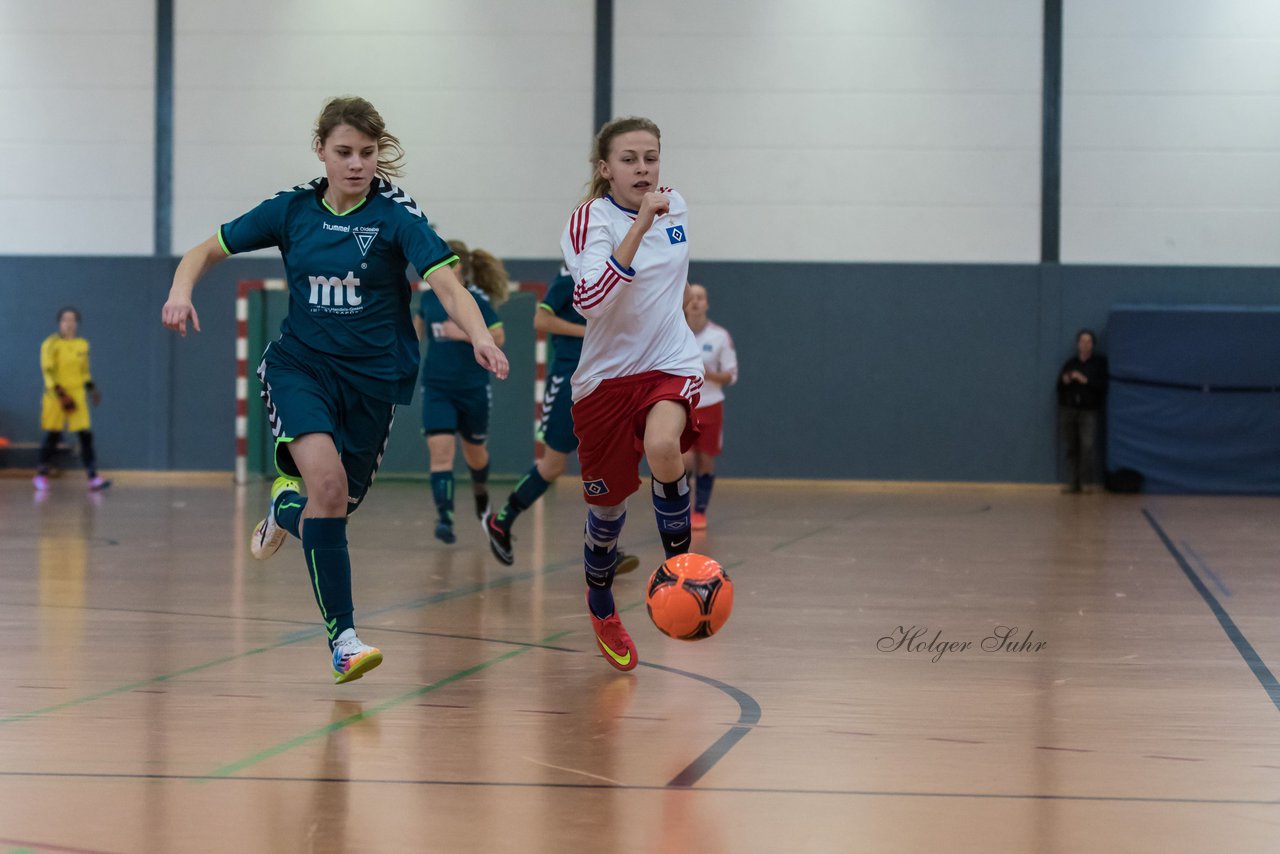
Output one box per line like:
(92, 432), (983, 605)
(469, 462), (489, 493)
(496, 465), (552, 532)
(301, 517), (354, 650)
(430, 471), (454, 523)
(275, 493), (306, 539)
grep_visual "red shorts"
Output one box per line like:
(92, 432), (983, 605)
(692, 402), (724, 456)
(572, 371), (702, 505)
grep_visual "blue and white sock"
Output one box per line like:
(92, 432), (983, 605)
(584, 507), (626, 618)
(652, 475), (692, 558)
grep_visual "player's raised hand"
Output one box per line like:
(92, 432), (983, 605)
(162, 298), (201, 337)
(638, 191), (670, 223)
(474, 343), (509, 380)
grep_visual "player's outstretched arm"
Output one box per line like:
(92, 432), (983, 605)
(424, 264), (510, 380)
(534, 308), (586, 339)
(163, 235), (227, 336)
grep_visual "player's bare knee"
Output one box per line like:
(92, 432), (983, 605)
(644, 435), (682, 467)
(539, 455), (567, 481)
(307, 474), (347, 516)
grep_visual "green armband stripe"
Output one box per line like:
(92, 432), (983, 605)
(537, 303), (554, 313)
(488, 321), (504, 330)
(216, 229), (233, 256)
(421, 255), (460, 279)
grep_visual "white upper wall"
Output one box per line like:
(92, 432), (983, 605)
(1063, 0), (1280, 265)
(173, 0), (593, 260)
(11, 2), (1280, 266)
(614, 0), (1042, 262)
(0, 1), (154, 255)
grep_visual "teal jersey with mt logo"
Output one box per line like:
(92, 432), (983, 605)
(418, 285), (502, 391)
(220, 177), (457, 404)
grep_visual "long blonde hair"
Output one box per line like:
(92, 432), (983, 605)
(313, 96), (406, 180)
(584, 116), (662, 202)
(448, 239), (509, 307)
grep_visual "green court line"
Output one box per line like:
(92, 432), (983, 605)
(770, 524), (834, 552)
(202, 630), (572, 780)
(0, 645), (285, 726)
(0, 560), (579, 727)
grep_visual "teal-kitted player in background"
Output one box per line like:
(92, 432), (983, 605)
(162, 96), (508, 684)
(414, 240), (508, 544)
(483, 266), (639, 575)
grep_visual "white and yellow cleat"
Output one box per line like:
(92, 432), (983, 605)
(331, 630), (383, 684)
(250, 476), (301, 560)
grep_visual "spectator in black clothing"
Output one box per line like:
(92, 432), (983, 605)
(1057, 329), (1108, 493)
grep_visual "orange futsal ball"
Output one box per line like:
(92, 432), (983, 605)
(645, 553), (734, 640)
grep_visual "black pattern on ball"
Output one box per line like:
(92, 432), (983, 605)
(681, 576), (724, 617)
(647, 563), (679, 598)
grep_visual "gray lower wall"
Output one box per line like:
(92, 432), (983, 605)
(2, 256), (1277, 481)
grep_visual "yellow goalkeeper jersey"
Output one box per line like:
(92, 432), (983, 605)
(40, 335), (95, 432)
(41, 334), (92, 393)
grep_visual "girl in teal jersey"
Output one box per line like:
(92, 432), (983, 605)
(414, 240), (508, 544)
(162, 96), (508, 684)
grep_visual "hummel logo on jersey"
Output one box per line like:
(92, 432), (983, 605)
(353, 227), (379, 257)
(666, 225), (686, 244)
(583, 479), (610, 497)
(308, 272), (362, 309)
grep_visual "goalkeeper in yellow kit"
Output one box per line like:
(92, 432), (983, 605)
(35, 307), (109, 492)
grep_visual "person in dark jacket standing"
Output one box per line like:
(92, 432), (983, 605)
(1057, 329), (1108, 493)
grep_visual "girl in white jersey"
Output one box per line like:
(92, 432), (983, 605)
(682, 283), (738, 530)
(561, 117), (704, 672)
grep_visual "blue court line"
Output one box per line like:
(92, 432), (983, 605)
(4, 572), (762, 790)
(203, 630), (573, 780)
(1, 772), (1277, 806)
(369, 625), (763, 788)
(1143, 509), (1280, 714)
(1179, 540), (1232, 598)
(205, 619), (761, 783)
(641, 661), (762, 787)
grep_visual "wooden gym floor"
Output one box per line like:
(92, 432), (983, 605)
(0, 473), (1278, 853)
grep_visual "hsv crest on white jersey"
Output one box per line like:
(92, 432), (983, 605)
(561, 188), (703, 401)
(693, 321), (738, 408)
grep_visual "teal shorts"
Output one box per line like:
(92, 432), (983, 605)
(536, 371), (578, 454)
(257, 343), (396, 514)
(421, 383), (491, 445)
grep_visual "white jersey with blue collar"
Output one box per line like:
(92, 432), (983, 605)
(692, 321), (738, 408)
(561, 188), (703, 402)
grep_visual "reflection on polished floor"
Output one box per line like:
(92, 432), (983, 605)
(1, 473), (1279, 853)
